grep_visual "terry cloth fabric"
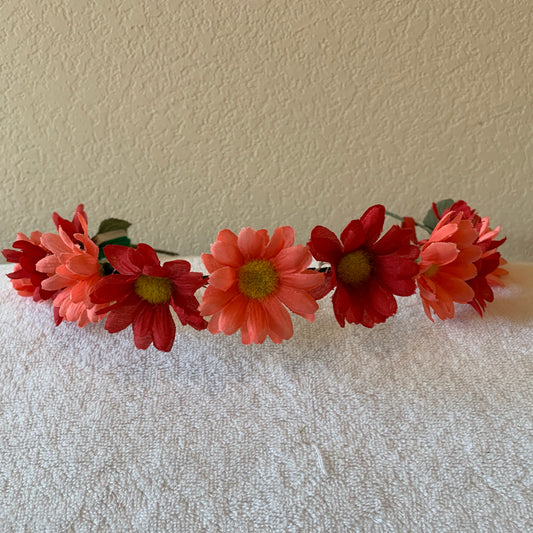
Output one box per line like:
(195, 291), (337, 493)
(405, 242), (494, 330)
(0, 259), (531, 533)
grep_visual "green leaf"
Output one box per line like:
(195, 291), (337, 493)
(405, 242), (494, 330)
(97, 218), (132, 234)
(422, 198), (455, 230)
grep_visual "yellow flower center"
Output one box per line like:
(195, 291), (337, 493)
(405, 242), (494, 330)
(337, 250), (372, 286)
(238, 259), (279, 300)
(134, 275), (173, 304)
(425, 264), (439, 277)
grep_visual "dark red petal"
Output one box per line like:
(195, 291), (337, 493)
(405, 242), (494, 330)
(7, 269), (30, 280)
(103, 245), (140, 275)
(331, 284), (350, 327)
(308, 226), (343, 263)
(133, 301), (154, 338)
(374, 255), (419, 280)
(103, 293), (142, 332)
(2, 249), (22, 263)
(345, 288), (364, 324)
(132, 243), (161, 268)
(163, 260), (191, 277)
(340, 220), (366, 252)
(152, 305), (176, 352)
(91, 274), (137, 304)
(359, 205), (385, 245)
(368, 279), (397, 318)
(171, 271), (206, 294)
(372, 225), (410, 255)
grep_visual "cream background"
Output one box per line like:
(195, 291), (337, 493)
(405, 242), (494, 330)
(1, 0), (532, 260)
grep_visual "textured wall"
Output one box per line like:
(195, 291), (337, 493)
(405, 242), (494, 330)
(1, 0), (532, 260)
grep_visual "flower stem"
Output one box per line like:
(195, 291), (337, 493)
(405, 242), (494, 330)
(385, 210), (432, 234)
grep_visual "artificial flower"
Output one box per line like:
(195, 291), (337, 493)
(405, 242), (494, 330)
(200, 226), (324, 344)
(415, 210), (482, 321)
(2, 231), (55, 301)
(308, 205), (419, 328)
(52, 204), (88, 244)
(1, 204), (90, 302)
(36, 212), (106, 326)
(438, 201), (507, 315)
(91, 244), (207, 352)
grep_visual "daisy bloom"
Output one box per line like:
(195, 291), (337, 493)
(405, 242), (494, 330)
(91, 244), (207, 352)
(200, 227), (324, 344)
(416, 210), (482, 321)
(52, 204), (88, 244)
(308, 205), (419, 328)
(2, 231), (55, 301)
(438, 201), (507, 315)
(36, 213), (106, 327)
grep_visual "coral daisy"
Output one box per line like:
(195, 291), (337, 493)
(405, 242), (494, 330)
(439, 201), (507, 315)
(36, 213), (106, 326)
(200, 226), (324, 344)
(416, 210), (482, 321)
(308, 205), (419, 328)
(91, 244), (207, 352)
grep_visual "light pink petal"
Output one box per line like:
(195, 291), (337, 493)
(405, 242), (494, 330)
(279, 271), (324, 290)
(201, 253), (223, 273)
(271, 245), (312, 274)
(216, 229), (238, 246)
(238, 227), (268, 259)
(264, 226), (295, 258)
(36, 255), (60, 274)
(276, 285), (318, 318)
(211, 241), (243, 267)
(40, 232), (73, 256)
(208, 266), (237, 291)
(200, 285), (239, 316)
(207, 311), (222, 334)
(218, 294), (248, 335)
(421, 242), (458, 267)
(41, 274), (68, 291)
(246, 300), (268, 344)
(261, 296), (294, 341)
(67, 254), (99, 277)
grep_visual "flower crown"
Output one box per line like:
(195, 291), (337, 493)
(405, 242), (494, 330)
(2, 200), (507, 351)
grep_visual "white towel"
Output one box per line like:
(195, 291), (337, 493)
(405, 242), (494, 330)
(0, 260), (532, 532)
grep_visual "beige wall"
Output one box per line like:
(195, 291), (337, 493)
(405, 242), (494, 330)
(1, 0), (532, 260)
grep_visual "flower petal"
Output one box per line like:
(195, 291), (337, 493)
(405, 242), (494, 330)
(261, 296), (294, 341)
(208, 266), (237, 291)
(238, 227), (268, 259)
(339, 220), (366, 252)
(276, 285), (318, 318)
(308, 226), (343, 263)
(271, 245), (312, 273)
(218, 294), (248, 335)
(264, 226), (295, 258)
(152, 305), (176, 352)
(211, 241), (243, 268)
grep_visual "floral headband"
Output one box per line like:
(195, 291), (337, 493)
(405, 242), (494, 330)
(2, 200), (507, 351)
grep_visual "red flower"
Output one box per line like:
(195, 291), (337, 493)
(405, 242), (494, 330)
(91, 244), (207, 352)
(308, 205), (419, 328)
(2, 231), (55, 301)
(1, 204), (89, 302)
(440, 201), (507, 316)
